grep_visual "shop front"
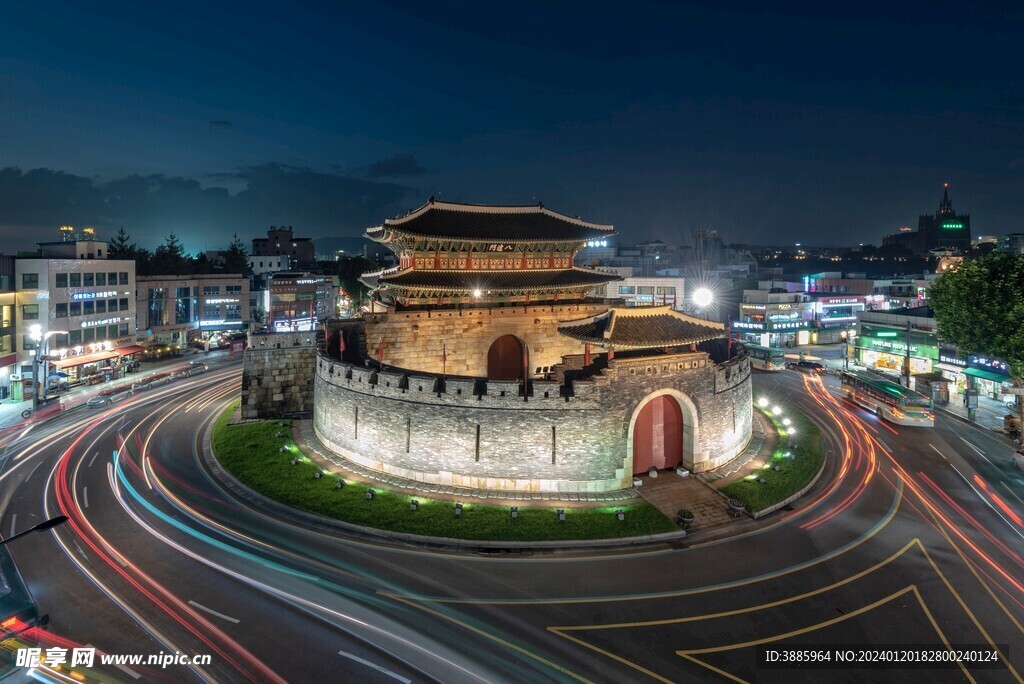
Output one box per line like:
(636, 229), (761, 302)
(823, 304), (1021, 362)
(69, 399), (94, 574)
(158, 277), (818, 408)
(854, 333), (937, 379)
(51, 350), (119, 385)
(964, 356), (1014, 401)
(812, 295), (865, 344)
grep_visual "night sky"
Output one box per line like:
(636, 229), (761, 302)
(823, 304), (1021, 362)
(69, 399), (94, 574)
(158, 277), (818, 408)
(2, 1), (1023, 253)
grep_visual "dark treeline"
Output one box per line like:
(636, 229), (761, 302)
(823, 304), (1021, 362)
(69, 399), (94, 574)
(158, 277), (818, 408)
(107, 228), (252, 276)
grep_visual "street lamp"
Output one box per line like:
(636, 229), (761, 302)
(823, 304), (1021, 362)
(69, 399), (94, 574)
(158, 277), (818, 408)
(0, 515), (69, 547)
(29, 325), (67, 414)
(692, 287), (714, 308)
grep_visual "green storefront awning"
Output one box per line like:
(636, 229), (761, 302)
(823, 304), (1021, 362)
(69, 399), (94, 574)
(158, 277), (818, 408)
(962, 367), (1011, 383)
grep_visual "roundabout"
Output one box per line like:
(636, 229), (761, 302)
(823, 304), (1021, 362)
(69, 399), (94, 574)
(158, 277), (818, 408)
(2, 356), (1022, 682)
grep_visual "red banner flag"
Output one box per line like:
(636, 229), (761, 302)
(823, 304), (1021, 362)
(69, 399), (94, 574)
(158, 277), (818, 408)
(338, 331), (346, 355)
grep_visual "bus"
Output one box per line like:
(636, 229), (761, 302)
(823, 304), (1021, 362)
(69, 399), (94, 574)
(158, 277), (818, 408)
(839, 371), (934, 427)
(744, 344), (787, 372)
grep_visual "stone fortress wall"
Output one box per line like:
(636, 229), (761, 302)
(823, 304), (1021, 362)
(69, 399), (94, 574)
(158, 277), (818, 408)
(312, 350), (752, 493)
(241, 332), (317, 419)
(361, 303), (612, 376)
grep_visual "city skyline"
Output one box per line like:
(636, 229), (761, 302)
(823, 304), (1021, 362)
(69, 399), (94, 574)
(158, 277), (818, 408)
(3, 1), (1024, 252)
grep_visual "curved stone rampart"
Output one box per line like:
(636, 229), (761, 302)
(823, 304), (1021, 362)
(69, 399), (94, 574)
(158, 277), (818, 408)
(312, 352), (753, 493)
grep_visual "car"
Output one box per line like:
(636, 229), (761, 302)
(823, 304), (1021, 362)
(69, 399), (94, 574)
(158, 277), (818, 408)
(788, 360), (826, 374)
(86, 395), (113, 408)
(186, 362), (208, 376)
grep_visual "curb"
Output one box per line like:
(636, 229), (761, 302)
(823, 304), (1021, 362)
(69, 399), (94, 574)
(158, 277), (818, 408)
(751, 438), (828, 520)
(201, 415), (689, 551)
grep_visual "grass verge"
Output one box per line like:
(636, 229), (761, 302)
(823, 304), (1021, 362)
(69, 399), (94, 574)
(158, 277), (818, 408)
(719, 403), (824, 514)
(211, 400), (676, 542)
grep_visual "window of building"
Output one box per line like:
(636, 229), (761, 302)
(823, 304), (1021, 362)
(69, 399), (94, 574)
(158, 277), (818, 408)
(83, 327), (94, 343)
(225, 304), (242, 320)
(655, 286), (676, 295)
(108, 324), (119, 339)
(119, 272), (129, 285)
(55, 303), (68, 318)
(0, 306), (10, 328)
(55, 273), (68, 288)
(119, 323), (129, 337)
(203, 286), (220, 295)
(95, 300), (106, 314)
(95, 273), (106, 286)
(21, 273), (38, 289)
(51, 333), (68, 349)
(70, 273), (81, 287)
(22, 335), (37, 350)
(637, 286), (655, 295)
(70, 302), (81, 317)
(0, 335), (10, 354)
(618, 286), (636, 294)
(108, 299), (118, 312)
(69, 330), (81, 346)
(226, 285), (242, 294)
(108, 272), (118, 285)
(119, 298), (129, 311)
(203, 305), (220, 318)
(83, 273), (94, 287)
(22, 304), (39, 320)
(83, 301), (95, 315)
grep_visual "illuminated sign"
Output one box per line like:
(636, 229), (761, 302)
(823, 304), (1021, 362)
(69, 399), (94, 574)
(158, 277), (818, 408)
(968, 356), (1010, 373)
(861, 337), (938, 359)
(740, 304), (766, 310)
(732, 321), (765, 330)
(941, 222), (964, 230)
(80, 316), (124, 328)
(823, 298), (861, 305)
(205, 298), (239, 304)
(939, 354), (967, 367)
(768, 321), (808, 331)
(483, 243), (516, 252)
(634, 295), (654, 303)
(72, 290), (118, 300)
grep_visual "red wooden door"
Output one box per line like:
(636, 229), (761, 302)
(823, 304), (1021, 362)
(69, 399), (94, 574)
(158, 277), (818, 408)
(632, 395), (683, 474)
(487, 335), (524, 380)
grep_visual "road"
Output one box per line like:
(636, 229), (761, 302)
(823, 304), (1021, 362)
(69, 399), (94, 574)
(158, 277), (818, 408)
(0, 358), (1022, 683)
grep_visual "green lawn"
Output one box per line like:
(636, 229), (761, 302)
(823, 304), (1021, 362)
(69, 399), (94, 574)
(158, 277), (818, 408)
(211, 401), (676, 542)
(719, 403), (824, 515)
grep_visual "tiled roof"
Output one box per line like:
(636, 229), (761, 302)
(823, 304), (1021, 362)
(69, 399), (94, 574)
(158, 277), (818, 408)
(377, 267), (619, 293)
(366, 199), (616, 242)
(559, 306), (725, 349)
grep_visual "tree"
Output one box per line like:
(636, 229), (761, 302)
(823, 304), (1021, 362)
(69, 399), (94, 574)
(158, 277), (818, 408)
(929, 252), (1024, 412)
(108, 227), (137, 261)
(149, 233), (191, 275)
(221, 233), (252, 275)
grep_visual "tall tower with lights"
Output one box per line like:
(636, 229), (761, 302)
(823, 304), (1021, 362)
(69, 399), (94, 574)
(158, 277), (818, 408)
(918, 183), (971, 252)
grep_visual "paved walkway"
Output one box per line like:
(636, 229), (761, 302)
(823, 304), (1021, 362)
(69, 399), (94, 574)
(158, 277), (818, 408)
(636, 472), (735, 531)
(294, 420), (641, 508)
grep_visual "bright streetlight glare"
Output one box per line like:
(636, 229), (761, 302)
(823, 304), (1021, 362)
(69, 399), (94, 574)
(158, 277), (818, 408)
(782, 418), (792, 426)
(772, 406), (782, 415)
(692, 288), (714, 308)
(757, 397), (769, 407)
(787, 427), (796, 434)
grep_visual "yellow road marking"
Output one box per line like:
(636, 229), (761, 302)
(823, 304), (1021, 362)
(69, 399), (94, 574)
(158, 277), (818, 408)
(382, 481), (903, 606)
(386, 594), (594, 684)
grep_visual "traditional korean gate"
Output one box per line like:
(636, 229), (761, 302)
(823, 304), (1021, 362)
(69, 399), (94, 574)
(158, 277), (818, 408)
(487, 335), (525, 380)
(632, 395), (683, 474)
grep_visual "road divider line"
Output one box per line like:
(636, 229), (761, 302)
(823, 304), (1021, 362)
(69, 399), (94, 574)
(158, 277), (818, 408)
(113, 663), (142, 680)
(1001, 482), (1024, 507)
(928, 444), (948, 461)
(9, 513), (15, 538)
(25, 462), (42, 482)
(72, 540), (88, 559)
(960, 438), (996, 466)
(948, 464), (1024, 541)
(83, 486), (89, 509)
(337, 650), (412, 684)
(187, 600), (240, 624)
(88, 451), (99, 468)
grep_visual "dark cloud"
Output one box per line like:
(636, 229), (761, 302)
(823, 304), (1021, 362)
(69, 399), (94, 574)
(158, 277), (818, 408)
(208, 120), (234, 129)
(0, 164), (416, 252)
(363, 153), (428, 178)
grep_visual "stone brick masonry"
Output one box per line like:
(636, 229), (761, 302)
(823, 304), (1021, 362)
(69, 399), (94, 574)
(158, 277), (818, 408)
(241, 332), (317, 419)
(311, 352), (752, 493)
